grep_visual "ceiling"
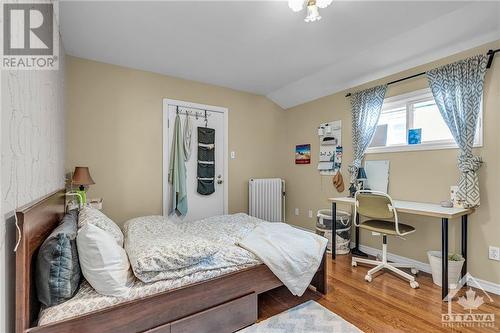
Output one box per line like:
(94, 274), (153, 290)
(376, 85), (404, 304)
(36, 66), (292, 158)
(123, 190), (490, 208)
(60, 1), (500, 109)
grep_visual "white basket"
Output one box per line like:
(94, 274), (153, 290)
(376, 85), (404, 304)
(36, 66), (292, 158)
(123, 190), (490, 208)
(323, 230), (332, 251)
(316, 209), (351, 255)
(317, 209), (351, 229)
(336, 237), (350, 255)
(316, 228), (350, 254)
(427, 251), (464, 289)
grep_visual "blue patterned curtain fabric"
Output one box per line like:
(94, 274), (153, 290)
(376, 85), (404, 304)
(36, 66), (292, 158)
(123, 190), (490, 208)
(427, 54), (487, 208)
(348, 85), (387, 184)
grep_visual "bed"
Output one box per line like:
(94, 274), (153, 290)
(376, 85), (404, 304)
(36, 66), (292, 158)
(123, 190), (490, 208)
(16, 189), (327, 333)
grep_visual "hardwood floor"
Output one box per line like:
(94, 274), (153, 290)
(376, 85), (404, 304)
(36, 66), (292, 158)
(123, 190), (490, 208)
(259, 254), (500, 332)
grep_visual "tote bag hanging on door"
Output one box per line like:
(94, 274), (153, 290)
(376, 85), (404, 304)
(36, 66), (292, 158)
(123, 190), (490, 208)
(197, 127), (215, 195)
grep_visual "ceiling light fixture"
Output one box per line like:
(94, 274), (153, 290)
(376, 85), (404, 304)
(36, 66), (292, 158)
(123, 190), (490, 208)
(288, 0), (333, 22)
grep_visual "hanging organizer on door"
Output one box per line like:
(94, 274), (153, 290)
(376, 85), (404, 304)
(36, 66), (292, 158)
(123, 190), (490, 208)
(197, 126), (216, 195)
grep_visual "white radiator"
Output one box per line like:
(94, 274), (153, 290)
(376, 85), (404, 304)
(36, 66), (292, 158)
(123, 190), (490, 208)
(249, 178), (285, 222)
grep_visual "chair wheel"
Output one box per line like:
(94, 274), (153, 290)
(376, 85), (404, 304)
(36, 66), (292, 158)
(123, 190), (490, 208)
(411, 268), (418, 275)
(410, 281), (419, 289)
(364, 274), (372, 282)
(351, 261), (357, 267)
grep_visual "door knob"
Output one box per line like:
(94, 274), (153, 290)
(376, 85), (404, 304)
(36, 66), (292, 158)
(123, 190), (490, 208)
(217, 175), (223, 184)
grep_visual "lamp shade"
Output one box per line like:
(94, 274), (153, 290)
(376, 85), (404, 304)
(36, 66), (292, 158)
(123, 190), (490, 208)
(72, 167), (95, 186)
(357, 167), (367, 180)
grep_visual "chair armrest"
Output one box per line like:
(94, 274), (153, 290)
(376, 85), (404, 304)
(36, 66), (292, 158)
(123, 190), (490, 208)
(353, 197), (361, 227)
(392, 206), (405, 236)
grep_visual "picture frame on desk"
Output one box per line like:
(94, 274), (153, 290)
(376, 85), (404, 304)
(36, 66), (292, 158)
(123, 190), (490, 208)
(450, 186), (464, 208)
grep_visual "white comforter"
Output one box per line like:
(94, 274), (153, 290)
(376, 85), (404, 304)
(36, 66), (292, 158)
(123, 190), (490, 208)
(124, 214), (263, 282)
(238, 222), (328, 296)
(126, 214), (327, 295)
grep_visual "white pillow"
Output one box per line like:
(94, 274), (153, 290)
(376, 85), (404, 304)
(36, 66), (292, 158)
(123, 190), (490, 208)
(77, 223), (132, 298)
(78, 206), (124, 246)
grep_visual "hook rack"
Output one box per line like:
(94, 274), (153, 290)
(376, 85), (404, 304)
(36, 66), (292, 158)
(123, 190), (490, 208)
(175, 106), (211, 122)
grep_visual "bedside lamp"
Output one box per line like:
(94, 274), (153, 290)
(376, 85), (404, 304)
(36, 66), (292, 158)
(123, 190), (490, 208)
(72, 167), (95, 205)
(357, 167), (367, 190)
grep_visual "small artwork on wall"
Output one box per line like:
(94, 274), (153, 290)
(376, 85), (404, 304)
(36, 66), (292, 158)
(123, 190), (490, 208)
(295, 144), (311, 164)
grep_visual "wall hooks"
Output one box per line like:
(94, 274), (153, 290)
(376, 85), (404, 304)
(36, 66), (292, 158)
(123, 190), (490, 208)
(175, 105), (212, 124)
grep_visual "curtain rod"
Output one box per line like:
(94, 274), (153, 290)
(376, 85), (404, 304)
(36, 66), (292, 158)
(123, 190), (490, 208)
(486, 48), (500, 68)
(345, 48), (499, 98)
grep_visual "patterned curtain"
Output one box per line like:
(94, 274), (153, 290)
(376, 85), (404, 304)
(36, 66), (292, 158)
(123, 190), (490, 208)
(427, 55), (487, 208)
(348, 85), (387, 183)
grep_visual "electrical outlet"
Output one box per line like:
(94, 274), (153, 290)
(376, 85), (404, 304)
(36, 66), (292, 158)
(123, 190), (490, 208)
(308, 210), (313, 218)
(489, 246), (500, 261)
(230, 151), (236, 159)
(294, 208), (299, 216)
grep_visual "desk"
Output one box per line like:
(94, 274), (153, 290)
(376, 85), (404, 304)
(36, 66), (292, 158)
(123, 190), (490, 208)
(328, 196), (472, 300)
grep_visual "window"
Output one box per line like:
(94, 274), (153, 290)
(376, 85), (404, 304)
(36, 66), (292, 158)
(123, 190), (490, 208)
(367, 88), (482, 153)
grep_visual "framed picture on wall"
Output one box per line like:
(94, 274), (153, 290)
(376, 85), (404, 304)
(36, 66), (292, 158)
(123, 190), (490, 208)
(295, 144), (311, 164)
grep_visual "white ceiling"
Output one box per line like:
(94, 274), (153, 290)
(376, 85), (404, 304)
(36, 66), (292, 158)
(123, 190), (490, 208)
(60, 1), (500, 109)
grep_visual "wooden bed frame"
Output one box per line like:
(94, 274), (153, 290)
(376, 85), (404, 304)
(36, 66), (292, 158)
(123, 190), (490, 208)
(16, 189), (327, 333)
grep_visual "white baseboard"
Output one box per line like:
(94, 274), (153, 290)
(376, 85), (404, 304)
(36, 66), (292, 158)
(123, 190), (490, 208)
(355, 243), (432, 274)
(466, 276), (500, 296)
(350, 242), (500, 295)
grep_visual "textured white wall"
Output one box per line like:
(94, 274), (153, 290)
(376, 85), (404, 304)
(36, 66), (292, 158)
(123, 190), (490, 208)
(0, 68), (4, 333)
(1, 67), (65, 212)
(0, 54), (65, 333)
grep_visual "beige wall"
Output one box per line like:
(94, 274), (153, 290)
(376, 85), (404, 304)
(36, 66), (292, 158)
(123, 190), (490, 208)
(284, 40), (500, 283)
(65, 56), (286, 225)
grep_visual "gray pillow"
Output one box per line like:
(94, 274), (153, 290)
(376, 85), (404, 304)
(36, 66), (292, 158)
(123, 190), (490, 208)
(36, 210), (81, 307)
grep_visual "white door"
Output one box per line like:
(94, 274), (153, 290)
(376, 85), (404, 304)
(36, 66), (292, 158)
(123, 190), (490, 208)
(163, 99), (228, 222)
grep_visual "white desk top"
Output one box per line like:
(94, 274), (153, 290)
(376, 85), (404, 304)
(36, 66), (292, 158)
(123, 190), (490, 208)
(328, 196), (472, 219)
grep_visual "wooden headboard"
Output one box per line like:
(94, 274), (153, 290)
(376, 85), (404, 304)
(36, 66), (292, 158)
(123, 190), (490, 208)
(15, 189), (66, 333)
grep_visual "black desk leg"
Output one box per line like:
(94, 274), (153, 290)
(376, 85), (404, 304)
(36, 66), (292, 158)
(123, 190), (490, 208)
(442, 218), (449, 301)
(461, 215), (468, 281)
(351, 213), (368, 257)
(332, 202), (336, 260)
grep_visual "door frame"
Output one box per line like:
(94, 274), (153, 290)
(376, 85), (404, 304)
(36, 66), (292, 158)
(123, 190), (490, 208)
(162, 98), (229, 217)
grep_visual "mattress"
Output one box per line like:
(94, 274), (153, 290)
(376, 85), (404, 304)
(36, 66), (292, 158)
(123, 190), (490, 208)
(38, 213), (263, 326)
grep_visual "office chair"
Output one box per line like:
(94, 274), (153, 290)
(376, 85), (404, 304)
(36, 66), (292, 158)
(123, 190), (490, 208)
(352, 190), (419, 289)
